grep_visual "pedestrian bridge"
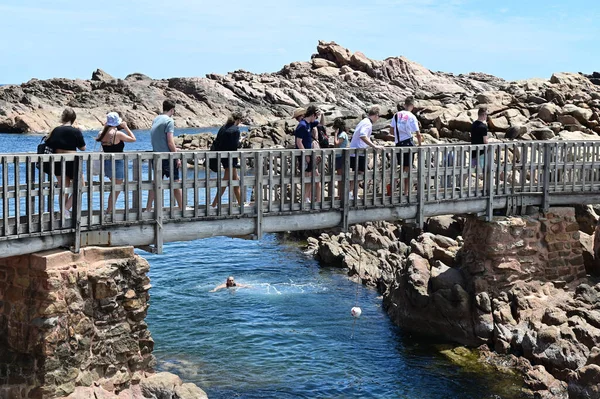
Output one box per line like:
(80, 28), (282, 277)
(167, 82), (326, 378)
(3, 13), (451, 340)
(0, 141), (598, 258)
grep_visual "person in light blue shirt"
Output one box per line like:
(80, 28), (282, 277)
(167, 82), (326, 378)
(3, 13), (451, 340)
(145, 100), (184, 212)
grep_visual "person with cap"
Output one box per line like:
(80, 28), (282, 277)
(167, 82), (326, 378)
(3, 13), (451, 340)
(95, 112), (136, 215)
(385, 97), (422, 196)
(293, 105), (324, 204)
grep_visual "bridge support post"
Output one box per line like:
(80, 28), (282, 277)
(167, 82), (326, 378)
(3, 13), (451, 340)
(542, 142), (552, 212)
(254, 152), (264, 239)
(486, 145), (494, 222)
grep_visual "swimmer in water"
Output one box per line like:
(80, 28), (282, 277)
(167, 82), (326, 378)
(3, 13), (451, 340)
(209, 276), (251, 292)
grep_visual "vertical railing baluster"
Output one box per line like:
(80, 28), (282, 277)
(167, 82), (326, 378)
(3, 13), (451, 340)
(205, 152), (211, 215)
(153, 154), (164, 254)
(26, 156), (33, 234)
(255, 152), (263, 238)
(73, 156), (83, 251)
(2, 156), (8, 236)
(416, 147), (425, 227)
(14, 156), (21, 236)
(193, 152), (199, 217)
(342, 149), (350, 231)
(268, 151), (274, 213)
(123, 154), (130, 222)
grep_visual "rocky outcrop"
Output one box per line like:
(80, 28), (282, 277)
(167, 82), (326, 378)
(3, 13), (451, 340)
(0, 247), (205, 399)
(2, 41), (600, 139)
(308, 207), (600, 397)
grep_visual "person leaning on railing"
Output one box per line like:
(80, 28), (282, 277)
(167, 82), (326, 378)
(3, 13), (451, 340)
(349, 106), (384, 199)
(96, 112), (136, 215)
(43, 107), (87, 218)
(383, 97), (422, 196)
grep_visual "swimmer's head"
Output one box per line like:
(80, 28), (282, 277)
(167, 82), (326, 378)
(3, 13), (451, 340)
(226, 276), (235, 287)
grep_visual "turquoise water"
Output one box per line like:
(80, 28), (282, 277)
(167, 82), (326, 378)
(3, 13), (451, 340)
(1, 131), (521, 398)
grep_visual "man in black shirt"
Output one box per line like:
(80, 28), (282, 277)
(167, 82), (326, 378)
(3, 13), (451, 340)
(470, 107), (488, 168)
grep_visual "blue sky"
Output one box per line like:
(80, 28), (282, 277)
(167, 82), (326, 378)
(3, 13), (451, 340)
(1, 0), (598, 84)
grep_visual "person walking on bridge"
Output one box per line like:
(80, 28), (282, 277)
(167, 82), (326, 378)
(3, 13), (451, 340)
(96, 112), (136, 215)
(145, 100), (184, 212)
(470, 107), (489, 168)
(42, 107), (86, 218)
(210, 111), (245, 209)
(294, 105), (324, 204)
(349, 106), (383, 199)
(385, 97), (422, 196)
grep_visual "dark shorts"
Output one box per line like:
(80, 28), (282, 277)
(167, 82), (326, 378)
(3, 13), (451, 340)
(296, 155), (315, 173)
(350, 155), (366, 173)
(221, 157), (239, 169)
(396, 139), (415, 167)
(151, 159), (180, 181)
(43, 161), (76, 180)
(335, 156), (343, 171)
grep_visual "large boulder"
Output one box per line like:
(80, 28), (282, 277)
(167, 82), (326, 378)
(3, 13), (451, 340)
(538, 103), (561, 123)
(425, 215), (463, 239)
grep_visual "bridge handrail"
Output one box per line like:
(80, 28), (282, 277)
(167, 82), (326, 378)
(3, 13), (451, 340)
(0, 140), (599, 253)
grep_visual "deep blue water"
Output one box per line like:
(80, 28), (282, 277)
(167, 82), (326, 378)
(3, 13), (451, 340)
(1, 131), (521, 398)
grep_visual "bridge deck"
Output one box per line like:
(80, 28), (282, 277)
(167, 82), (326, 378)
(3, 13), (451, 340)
(0, 141), (598, 257)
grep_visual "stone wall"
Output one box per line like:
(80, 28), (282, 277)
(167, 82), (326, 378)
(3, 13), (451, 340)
(0, 247), (154, 398)
(461, 207), (586, 296)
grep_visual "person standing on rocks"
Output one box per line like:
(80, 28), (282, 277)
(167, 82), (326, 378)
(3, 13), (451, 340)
(349, 106), (383, 199)
(145, 100), (184, 212)
(385, 97), (422, 196)
(470, 107), (488, 168)
(210, 111), (245, 209)
(333, 118), (349, 198)
(96, 112), (137, 216)
(294, 105), (324, 204)
(42, 107), (87, 218)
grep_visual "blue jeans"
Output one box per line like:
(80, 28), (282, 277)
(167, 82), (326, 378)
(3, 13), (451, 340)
(104, 159), (125, 180)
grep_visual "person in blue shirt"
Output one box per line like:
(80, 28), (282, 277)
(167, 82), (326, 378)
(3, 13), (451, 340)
(294, 105), (325, 204)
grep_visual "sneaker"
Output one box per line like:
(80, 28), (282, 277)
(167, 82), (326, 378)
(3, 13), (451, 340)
(185, 206), (194, 211)
(64, 210), (71, 219)
(348, 192), (354, 200)
(305, 198), (311, 204)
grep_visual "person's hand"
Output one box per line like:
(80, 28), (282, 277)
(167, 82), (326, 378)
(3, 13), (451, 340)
(176, 159), (182, 168)
(119, 121), (128, 129)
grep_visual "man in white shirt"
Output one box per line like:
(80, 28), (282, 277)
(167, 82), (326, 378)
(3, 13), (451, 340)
(349, 106), (383, 198)
(386, 97), (422, 196)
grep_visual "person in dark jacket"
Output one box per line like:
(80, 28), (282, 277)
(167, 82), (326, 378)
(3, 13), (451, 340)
(211, 111), (245, 208)
(43, 108), (86, 217)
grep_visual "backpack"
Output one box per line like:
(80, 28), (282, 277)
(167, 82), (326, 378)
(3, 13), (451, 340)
(316, 125), (330, 148)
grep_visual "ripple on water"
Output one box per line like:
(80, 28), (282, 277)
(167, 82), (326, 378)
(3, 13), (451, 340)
(142, 235), (524, 399)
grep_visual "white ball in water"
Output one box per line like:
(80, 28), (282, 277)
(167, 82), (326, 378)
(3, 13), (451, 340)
(351, 307), (362, 318)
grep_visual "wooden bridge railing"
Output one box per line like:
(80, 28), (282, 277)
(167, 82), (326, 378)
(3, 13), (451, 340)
(0, 140), (599, 254)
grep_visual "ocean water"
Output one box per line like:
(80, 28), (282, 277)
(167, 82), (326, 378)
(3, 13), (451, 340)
(1, 131), (523, 399)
